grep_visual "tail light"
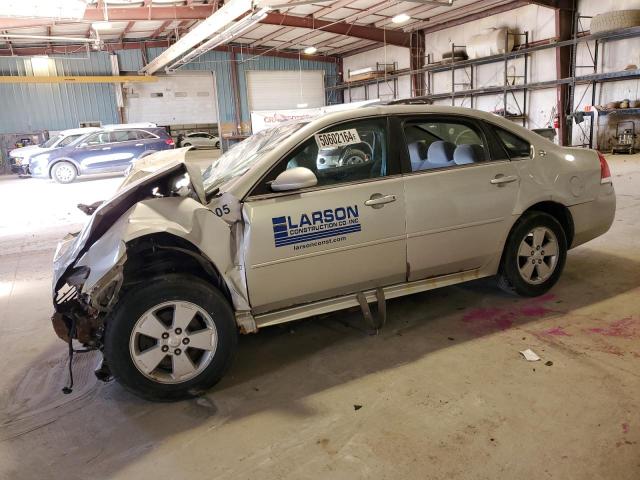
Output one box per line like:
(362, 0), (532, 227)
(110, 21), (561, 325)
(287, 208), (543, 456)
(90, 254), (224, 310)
(165, 138), (175, 146)
(597, 151), (611, 184)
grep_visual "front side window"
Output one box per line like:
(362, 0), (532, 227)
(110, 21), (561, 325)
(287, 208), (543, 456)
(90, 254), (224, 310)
(403, 119), (487, 172)
(257, 118), (389, 194)
(42, 135), (63, 148)
(83, 132), (111, 146)
(494, 127), (531, 158)
(58, 134), (82, 147)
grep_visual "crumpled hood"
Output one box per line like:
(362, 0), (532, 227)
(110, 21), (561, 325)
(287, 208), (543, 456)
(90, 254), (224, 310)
(52, 150), (207, 292)
(10, 145), (45, 159)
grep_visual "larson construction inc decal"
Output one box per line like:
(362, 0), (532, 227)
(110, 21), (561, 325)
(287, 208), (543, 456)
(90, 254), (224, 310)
(272, 206), (361, 249)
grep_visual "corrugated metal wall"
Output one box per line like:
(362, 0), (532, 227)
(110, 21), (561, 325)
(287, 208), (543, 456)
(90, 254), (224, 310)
(146, 47), (340, 127)
(0, 52), (119, 134)
(0, 47), (339, 134)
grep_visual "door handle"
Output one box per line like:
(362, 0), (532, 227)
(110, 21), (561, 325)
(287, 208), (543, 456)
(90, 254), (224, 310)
(365, 194), (397, 208)
(101, 147), (111, 150)
(490, 175), (518, 185)
(135, 143), (144, 147)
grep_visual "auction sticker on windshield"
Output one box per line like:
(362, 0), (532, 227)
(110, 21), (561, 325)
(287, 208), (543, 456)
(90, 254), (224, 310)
(315, 129), (361, 149)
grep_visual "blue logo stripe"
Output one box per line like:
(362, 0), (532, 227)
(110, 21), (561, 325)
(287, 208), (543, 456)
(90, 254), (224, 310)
(272, 224), (288, 233)
(275, 224), (361, 246)
(272, 216), (286, 225)
(274, 231), (289, 239)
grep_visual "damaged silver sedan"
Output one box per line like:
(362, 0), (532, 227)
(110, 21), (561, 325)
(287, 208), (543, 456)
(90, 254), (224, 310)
(51, 105), (616, 401)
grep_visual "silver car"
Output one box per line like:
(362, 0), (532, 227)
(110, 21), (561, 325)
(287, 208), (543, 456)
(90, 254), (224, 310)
(51, 105), (615, 401)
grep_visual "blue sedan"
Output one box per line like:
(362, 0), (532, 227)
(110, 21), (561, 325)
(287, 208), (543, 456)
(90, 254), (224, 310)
(28, 127), (175, 183)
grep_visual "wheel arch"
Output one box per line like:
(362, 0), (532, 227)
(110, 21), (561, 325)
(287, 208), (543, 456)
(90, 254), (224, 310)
(48, 157), (80, 178)
(498, 200), (574, 272)
(521, 201), (574, 248)
(121, 232), (233, 305)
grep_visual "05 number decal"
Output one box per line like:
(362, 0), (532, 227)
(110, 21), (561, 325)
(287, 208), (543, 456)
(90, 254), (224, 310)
(214, 204), (231, 217)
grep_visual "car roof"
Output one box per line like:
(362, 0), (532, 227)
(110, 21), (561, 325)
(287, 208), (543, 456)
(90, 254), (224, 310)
(187, 131), (212, 135)
(59, 127), (101, 136)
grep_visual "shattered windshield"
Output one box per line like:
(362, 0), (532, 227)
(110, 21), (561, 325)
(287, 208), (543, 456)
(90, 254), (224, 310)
(202, 122), (306, 192)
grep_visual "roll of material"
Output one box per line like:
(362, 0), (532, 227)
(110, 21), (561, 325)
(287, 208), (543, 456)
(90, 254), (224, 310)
(467, 28), (515, 59)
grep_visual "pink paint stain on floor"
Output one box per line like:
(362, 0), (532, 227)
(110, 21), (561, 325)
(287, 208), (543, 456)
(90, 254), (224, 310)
(587, 317), (639, 338)
(622, 423), (630, 434)
(461, 294), (556, 335)
(542, 326), (571, 336)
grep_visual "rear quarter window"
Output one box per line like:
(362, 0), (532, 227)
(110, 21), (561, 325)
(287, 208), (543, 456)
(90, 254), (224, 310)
(494, 126), (531, 158)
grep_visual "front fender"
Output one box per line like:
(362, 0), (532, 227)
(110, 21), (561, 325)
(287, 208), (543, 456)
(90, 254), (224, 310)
(74, 196), (250, 312)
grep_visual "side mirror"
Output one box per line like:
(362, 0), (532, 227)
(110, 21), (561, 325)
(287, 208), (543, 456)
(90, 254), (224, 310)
(271, 167), (317, 192)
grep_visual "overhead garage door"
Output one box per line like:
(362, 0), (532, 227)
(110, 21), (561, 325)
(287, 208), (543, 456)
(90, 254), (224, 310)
(246, 70), (325, 111)
(125, 73), (218, 125)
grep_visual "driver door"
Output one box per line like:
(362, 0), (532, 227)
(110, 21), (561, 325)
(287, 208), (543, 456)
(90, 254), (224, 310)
(243, 117), (407, 314)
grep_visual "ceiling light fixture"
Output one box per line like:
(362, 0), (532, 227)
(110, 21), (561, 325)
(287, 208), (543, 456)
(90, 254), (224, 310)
(392, 13), (411, 24)
(303, 46), (317, 55)
(166, 8), (270, 71)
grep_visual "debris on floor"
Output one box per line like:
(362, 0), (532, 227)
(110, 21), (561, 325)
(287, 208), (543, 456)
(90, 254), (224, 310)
(520, 349), (541, 361)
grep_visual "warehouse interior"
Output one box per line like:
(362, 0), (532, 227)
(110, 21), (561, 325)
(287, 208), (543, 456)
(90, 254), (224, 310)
(0, 0), (639, 479)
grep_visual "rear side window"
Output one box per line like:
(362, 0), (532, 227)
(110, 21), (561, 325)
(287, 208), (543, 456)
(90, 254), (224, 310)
(402, 119), (487, 172)
(136, 130), (156, 139)
(110, 130), (138, 142)
(494, 127), (530, 158)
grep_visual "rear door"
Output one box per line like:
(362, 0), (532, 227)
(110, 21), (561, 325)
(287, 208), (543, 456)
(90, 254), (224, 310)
(243, 116), (407, 314)
(398, 115), (520, 281)
(105, 130), (146, 171)
(135, 129), (164, 152)
(74, 131), (115, 172)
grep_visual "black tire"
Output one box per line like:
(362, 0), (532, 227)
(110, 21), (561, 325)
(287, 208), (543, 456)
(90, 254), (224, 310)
(215, 141), (220, 149)
(182, 142), (193, 149)
(497, 211), (567, 297)
(104, 274), (237, 401)
(51, 161), (77, 184)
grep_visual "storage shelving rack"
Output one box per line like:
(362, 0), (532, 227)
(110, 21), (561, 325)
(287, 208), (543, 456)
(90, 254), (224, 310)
(326, 24), (640, 147)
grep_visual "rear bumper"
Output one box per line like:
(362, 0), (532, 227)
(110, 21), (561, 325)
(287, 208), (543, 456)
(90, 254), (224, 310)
(569, 182), (616, 248)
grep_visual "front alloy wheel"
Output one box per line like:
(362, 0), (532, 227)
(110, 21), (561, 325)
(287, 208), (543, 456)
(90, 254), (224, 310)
(104, 274), (237, 401)
(52, 161), (77, 184)
(129, 301), (218, 384)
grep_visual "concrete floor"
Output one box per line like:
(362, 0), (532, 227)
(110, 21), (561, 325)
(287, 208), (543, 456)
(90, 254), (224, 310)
(0, 152), (638, 480)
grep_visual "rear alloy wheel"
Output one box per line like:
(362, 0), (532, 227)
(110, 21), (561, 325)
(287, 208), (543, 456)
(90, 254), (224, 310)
(182, 142), (193, 149)
(51, 161), (77, 184)
(497, 211), (567, 297)
(104, 274), (237, 401)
